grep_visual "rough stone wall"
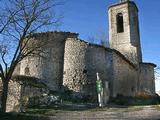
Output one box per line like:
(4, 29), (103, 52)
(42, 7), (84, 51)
(109, 3), (130, 47)
(108, 1), (142, 64)
(13, 63), (21, 76)
(19, 85), (49, 109)
(0, 80), (48, 112)
(112, 51), (138, 97)
(63, 38), (88, 93)
(0, 80), (21, 112)
(129, 3), (142, 63)
(63, 38), (138, 100)
(0, 0), (156, 109)
(139, 63), (156, 94)
(20, 32), (78, 91)
(84, 44), (114, 100)
(63, 38), (114, 102)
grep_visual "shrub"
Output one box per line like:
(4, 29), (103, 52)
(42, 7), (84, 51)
(48, 90), (92, 103)
(12, 75), (47, 88)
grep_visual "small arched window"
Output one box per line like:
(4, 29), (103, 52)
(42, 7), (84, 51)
(116, 13), (124, 33)
(24, 67), (30, 76)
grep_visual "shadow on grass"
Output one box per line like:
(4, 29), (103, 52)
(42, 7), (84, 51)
(0, 112), (46, 120)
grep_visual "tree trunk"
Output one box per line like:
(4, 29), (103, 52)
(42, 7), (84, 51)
(1, 80), (9, 113)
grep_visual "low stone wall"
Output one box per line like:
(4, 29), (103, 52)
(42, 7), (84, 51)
(0, 80), (21, 112)
(20, 86), (49, 109)
(0, 80), (48, 112)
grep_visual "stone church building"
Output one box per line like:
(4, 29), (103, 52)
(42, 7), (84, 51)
(13, 0), (156, 104)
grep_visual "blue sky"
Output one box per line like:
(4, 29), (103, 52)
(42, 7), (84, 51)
(57, 0), (160, 91)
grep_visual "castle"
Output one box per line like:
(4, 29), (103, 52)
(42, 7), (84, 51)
(13, 0), (156, 104)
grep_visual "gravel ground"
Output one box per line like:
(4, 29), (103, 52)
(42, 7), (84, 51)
(1, 105), (160, 120)
(47, 106), (160, 120)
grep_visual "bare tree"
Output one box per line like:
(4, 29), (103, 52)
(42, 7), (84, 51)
(97, 31), (108, 47)
(0, 0), (63, 112)
(155, 67), (160, 80)
(87, 36), (96, 44)
(87, 30), (108, 47)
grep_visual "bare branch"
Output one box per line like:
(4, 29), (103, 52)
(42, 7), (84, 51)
(0, 0), (63, 112)
(0, 64), (5, 81)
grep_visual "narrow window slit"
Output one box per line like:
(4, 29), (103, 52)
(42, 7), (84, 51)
(117, 13), (124, 33)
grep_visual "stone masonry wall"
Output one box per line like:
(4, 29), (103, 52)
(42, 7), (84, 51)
(0, 80), (48, 112)
(63, 38), (138, 101)
(108, 1), (142, 64)
(0, 80), (21, 112)
(112, 51), (138, 97)
(63, 38), (114, 102)
(84, 44), (114, 99)
(20, 32), (78, 91)
(109, 3), (131, 48)
(139, 63), (156, 94)
(63, 38), (88, 93)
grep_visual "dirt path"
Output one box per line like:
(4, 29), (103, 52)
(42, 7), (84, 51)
(47, 106), (160, 120)
(1, 105), (160, 120)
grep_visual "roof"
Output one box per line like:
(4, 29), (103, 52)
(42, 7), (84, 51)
(27, 31), (79, 38)
(140, 62), (157, 68)
(108, 1), (138, 12)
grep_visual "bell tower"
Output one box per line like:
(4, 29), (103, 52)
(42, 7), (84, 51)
(108, 0), (142, 64)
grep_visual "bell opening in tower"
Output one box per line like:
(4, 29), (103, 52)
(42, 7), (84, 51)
(116, 13), (124, 33)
